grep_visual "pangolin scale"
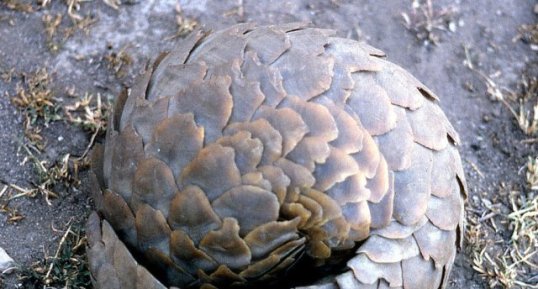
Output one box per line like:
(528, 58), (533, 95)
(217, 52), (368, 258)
(87, 23), (467, 289)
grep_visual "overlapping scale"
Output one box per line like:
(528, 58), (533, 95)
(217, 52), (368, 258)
(407, 100), (450, 151)
(148, 29), (205, 85)
(180, 143), (241, 202)
(244, 218), (301, 259)
(146, 62), (207, 103)
(168, 75), (233, 144)
(217, 131), (263, 174)
(255, 106), (309, 156)
(413, 222), (457, 268)
(376, 107), (414, 171)
(131, 97), (170, 144)
(401, 256), (443, 289)
(314, 148), (360, 192)
(225, 60), (266, 124)
(392, 143), (433, 226)
(212, 186), (279, 236)
(242, 51), (287, 107)
(244, 25), (291, 65)
(101, 190), (137, 247)
(108, 125), (144, 201)
(199, 218), (252, 270)
(135, 204), (171, 253)
(168, 186), (222, 244)
(132, 158), (177, 216)
(169, 229), (217, 275)
(272, 30), (335, 100)
(348, 254), (402, 287)
(347, 75), (398, 136)
(187, 23), (253, 68)
(367, 171), (394, 229)
(145, 113), (204, 179)
(357, 235), (420, 264)
(373, 65), (425, 110)
(225, 119), (283, 165)
(87, 23), (467, 289)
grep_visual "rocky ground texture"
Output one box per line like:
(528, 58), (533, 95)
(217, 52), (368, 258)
(0, 0), (536, 288)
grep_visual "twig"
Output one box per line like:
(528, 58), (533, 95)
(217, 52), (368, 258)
(467, 160), (485, 178)
(521, 138), (538, 144)
(44, 220), (74, 282)
(76, 124), (100, 162)
(479, 212), (498, 222)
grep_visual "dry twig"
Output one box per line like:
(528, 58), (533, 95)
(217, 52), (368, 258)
(401, 0), (458, 45)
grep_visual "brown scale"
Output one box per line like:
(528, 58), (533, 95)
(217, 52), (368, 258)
(87, 23), (467, 289)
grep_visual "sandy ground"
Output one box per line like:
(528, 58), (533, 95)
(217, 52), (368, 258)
(0, 0), (536, 288)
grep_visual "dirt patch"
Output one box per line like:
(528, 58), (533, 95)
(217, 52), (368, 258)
(0, 0), (536, 288)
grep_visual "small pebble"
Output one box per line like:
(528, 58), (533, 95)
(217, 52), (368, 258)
(0, 246), (14, 273)
(448, 21), (457, 32)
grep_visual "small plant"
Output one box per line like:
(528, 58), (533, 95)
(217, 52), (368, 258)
(1, 0), (34, 12)
(513, 100), (538, 136)
(401, 0), (458, 45)
(527, 157), (538, 190)
(0, 188), (25, 224)
(466, 156), (538, 289)
(11, 68), (62, 125)
(515, 23), (538, 50)
(166, 3), (198, 40)
(504, 74), (538, 136)
(21, 145), (82, 205)
(42, 13), (63, 52)
(11, 68), (62, 150)
(104, 45), (133, 79)
(64, 92), (109, 135)
(18, 222), (91, 288)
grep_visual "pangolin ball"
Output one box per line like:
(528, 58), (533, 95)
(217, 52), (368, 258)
(87, 23), (467, 289)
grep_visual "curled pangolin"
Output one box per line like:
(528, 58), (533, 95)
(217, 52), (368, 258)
(87, 23), (467, 289)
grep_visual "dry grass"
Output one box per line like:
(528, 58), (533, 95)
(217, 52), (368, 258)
(104, 45), (133, 79)
(502, 73), (538, 137)
(10, 68), (62, 150)
(0, 185), (25, 224)
(468, 198), (538, 288)
(1, 67), (15, 83)
(11, 68), (61, 124)
(464, 37), (538, 285)
(102, 0), (120, 10)
(463, 44), (506, 101)
(5, 64), (107, 210)
(18, 221), (91, 288)
(41, 3), (98, 53)
(166, 3), (198, 40)
(3, 0), (98, 52)
(64, 92), (109, 135)
(401, 0), (459, 45)
(514, 23), (538, 51)
(1, 0), (34, 12)
(464, 42), (538, 138)
(2, 64), (99, 288)
(42, 12), (63, 52)
(5, 67), (100, 209)
(14, 144), (75, 206)
(467, 158), (538, 288)
(9, 66), (108, 149)
(528, 157), (538, 191)
(509, 100), (538, 137)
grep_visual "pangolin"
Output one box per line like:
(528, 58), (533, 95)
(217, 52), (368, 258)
(87, 23), (467, 289)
